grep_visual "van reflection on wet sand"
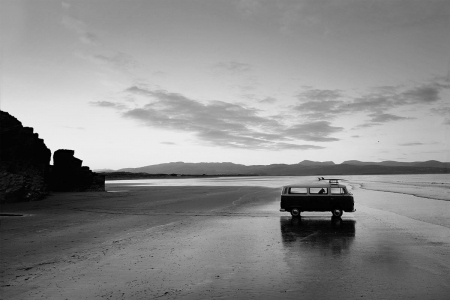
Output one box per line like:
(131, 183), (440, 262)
(280, 216), (356, 256)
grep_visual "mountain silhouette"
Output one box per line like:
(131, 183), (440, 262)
(100, 160), (450, 176)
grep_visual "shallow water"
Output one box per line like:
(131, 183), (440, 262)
(345, 174), (449, 201)
(108, 175), (308, 188)
(107, 174), (449, 200)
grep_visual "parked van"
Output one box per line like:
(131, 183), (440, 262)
(280, 178), (355, 217)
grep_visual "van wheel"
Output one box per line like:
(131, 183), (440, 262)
(331, 208), (343, 217)
(291, 208), (300, 217)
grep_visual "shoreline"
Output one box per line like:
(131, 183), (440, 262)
(105, 174), (449, 202)
(102, 171), (449, 181)
(353, 183), (449, 201)
(343, 174), (449, 201)
(102, 173), (259, 181)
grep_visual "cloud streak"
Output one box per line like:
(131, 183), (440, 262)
(283, 121), (343, 142)
(368, 113), (412, 123)
(237, 0), (450, 37)
(61, 5), (138, 73)
(99, 86), (341, 150)
(213, 61), (253, 73)
(98, 77), (448, 149)
(90, 101), (127, 110)
(294, 79), (449, 128)
(400, 142), (423, 146)
(61, 12), (101, 46)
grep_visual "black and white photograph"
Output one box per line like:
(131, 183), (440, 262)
(1, 0), (449, 299)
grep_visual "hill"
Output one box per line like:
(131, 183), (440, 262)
(342, 160), (450, 168)
(110, 160), (450, 177)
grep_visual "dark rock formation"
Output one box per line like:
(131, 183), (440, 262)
(1, 111), (105, 203)
(50, 149), (105, 192)
(0, 111), (51, 203)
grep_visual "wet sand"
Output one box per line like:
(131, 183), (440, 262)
(1, 182), (450, 299)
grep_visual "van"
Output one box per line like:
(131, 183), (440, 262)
(280, 178), (355, 217)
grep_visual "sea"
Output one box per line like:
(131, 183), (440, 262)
(107, 174), (449, 201)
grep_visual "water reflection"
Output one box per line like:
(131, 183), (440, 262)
(280, 216), (356, 256)
(107, 176), (320, 188)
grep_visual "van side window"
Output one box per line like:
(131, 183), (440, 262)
(331, 188), (344, 195)
(310, 188), (328, 194)
(290, 188), (307, 194)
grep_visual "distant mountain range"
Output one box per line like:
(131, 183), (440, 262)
(97, 160), (450, 176)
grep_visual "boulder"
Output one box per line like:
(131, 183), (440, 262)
(50, 149), (105, 192)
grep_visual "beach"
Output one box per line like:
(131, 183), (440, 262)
(1, 176), (450, 299)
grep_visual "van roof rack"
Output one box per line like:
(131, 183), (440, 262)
(318, 177), (342, 185)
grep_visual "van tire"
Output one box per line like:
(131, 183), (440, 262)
(331, 208), (343, 217)
(291, 208), (300, 217)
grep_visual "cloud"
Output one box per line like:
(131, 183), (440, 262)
(122, 89), (279, 133)
(61, 15), (101, 46)
(242, 94), (277, 104)
(283, 121), (343, 142)
(259, 96), (277, 104)
(430, 104), (450, 125)
(402, 85), (441, 103)
(345, 95), (393, 113)
(90, 101), (127, 110)
(294, 87), (396, 120)
(115, 86), (338, 150)
(400, 142), (423, 146)
(292, 100), (345, 120)
(213, 61), (252, 73)
(292, 88), (346, 119)
(295, 79), (449, 125)
(91, 52), (137, 70)
(195, 128), (323, 150)
(352, 112), (411, 129)
(161, 142), (176, 145)
(125, 86), (154, 96)
(96, 78), (448, 149)
(62, 6), (138, 73)
(371, 81), (448, 107)
(353, 123), (382, 129)
(431, 107), (450, 116)
(368, 113), (412, 123)
(297, 89), (342, 101)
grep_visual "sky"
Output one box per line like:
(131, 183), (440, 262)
(1, 0), (450, 170)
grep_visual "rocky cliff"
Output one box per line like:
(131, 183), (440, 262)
(50, 149), (105, 192)
(0, 111), (52, 203)
(0, 111), (105, 203)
